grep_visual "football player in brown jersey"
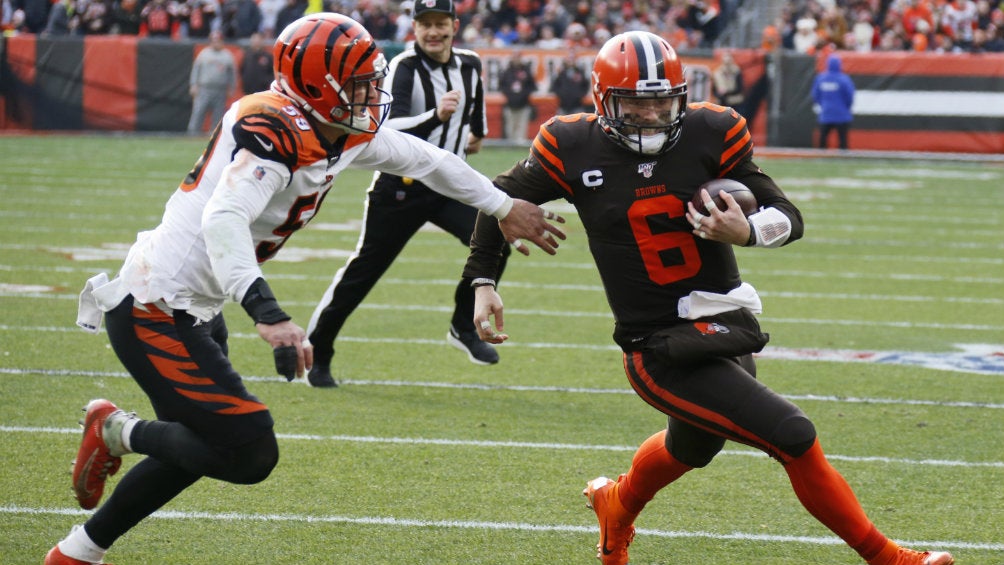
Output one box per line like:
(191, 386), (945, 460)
(463, 31), (954, 565)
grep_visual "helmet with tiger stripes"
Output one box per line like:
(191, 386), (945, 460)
(591, 31), (688, 155)
(273, 13), (392, 133)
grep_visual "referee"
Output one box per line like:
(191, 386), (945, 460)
(305, 0), (510, 387)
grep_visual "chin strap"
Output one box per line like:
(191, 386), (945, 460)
(637, 132), (669, 154)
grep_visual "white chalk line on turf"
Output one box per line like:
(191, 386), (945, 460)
(3, 320), (1004, 342)
(5, 367), (1003, 411)
(5, 321), (1004, 375)
(6, 289), (1003, 306)
(3, 259), (1004, 287)
(3, 425), (1001, 469)
(3, 367), (1004, 410)
(2, 505), (1001, 552)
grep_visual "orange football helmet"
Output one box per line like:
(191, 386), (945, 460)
(592, 31), (688, 154)
(273, 13), (391, 133)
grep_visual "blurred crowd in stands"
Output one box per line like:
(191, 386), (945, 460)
(775, 0), (1004, 54)
(3, 0), (1002, 54)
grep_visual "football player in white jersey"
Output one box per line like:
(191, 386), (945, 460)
(45, 13), (564, 565)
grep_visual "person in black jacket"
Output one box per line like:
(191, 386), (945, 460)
(550, 52), (590, 115)
(499, 49), (537, 141)
(240, 31), (274, 94)
(272, 0), (305, 38)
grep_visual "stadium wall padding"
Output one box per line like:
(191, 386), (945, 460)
(83, 35), (138, 130)
(2, 36), (1003, 153)
(2, 35), (225, 133)
(135, 40), (195, 131)
(34, 37), (85, 130)
(827, 51), (1004, 153)
(770, 53), (817, 149)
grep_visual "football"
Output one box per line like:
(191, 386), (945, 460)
(691, 178), (758, 216)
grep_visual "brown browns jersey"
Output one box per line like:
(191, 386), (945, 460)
(466, 103), (803, 338)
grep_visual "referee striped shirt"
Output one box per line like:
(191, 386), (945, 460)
(383, 44), (487, 158)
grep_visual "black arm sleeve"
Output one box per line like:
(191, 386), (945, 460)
(241, 277), (291, 325)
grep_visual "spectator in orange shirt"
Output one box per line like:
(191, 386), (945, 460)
(761, 23), (780, 50)
(902, 0), (935, 34)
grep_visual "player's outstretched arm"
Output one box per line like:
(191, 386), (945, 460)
(498, 199), (566, 256)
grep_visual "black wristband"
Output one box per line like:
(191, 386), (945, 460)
(241, 277), (291, 325)
(744, 219), (757, 247)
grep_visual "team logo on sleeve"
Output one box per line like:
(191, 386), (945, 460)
(637, 162), (656, 178)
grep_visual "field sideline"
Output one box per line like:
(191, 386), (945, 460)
(1, 135), (1002, 564)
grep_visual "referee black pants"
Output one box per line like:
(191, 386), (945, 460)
(308, 180), (509, 366)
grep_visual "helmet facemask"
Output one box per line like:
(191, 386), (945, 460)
(599, 80), (687, 155)
(322, 57), (391, 133)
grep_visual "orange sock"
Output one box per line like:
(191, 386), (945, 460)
(785, 438), (890, 561)
(618, 430), (693, 515)
(866, 538), (906, 565)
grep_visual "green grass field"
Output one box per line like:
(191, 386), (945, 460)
(1, 134), (1002, 564)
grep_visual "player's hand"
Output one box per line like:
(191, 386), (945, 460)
(256, 320), (313, 380)
(437, 90), (461, 122)
(473, 286), (508, 344)
(466, 134), (483, 155)
(499, 199), (566, 256)
(686, 189), (752, 246)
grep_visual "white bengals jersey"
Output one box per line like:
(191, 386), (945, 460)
(92, 90), (507, 321)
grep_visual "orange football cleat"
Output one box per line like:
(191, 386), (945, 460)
(871, 547), (955, 565)
(890, 549), (955, 565)
(71, 399), (124, 510)
(583, 475), (637, 565)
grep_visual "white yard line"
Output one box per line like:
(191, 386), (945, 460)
(2, 425), (1002, 470)
(1, 504), (1001, 553)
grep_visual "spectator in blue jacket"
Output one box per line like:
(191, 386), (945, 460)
(812, 54), (855, 149)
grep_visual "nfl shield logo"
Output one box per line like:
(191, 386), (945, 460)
(637, 162), (656, 178)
